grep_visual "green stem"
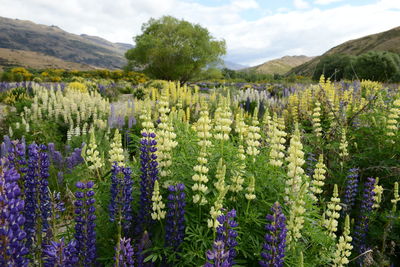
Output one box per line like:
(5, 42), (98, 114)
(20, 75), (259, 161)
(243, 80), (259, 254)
(115, 215), (122, 267)
(245, 200), (251, 219)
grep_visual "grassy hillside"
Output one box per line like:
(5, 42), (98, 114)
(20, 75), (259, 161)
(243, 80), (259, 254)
(245, 55), (313, 75)
(0, 48), (96, 71)
(288, 26), (400, 76)
(0, 16), (133, 69)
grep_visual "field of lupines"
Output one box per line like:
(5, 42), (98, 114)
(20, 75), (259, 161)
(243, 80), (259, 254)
(0, 77), (399, 266)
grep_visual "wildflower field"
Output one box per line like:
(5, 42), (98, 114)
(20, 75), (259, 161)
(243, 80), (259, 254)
(0, 77), (399, 266)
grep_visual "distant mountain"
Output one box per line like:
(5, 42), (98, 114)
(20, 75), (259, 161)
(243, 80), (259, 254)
(288, 26), (400, 76)
(244, 55), (314, 75)
(222, 61), (248, 70)
(0, 16), (133, 69)
(0, 48), (95, 71)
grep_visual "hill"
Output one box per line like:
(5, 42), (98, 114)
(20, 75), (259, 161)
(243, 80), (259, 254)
(0, 16), (133, 69)
(288, 26), (400, 76)
(222, 61), (248, 70)
(245, 55), (314, 75)
(0, 48), (96, 71)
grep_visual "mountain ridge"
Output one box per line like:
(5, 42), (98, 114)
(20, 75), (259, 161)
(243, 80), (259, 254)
(287, 26), (400, 76)
(244, 55), (314, 75)
(0, 16), (133, 69)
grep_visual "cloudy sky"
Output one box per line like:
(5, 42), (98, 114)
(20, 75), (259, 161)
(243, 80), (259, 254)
(0, 0), (399, 66)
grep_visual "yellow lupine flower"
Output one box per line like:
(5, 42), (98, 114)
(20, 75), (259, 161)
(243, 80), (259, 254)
(323, 184), (342, 238)
(109, 129), (125, 167)
(333, 215), (353, 267)
(310, 154), (327, 201)
(151, 180), (166, 221)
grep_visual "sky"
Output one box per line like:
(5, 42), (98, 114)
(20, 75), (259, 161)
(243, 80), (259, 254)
(0, 0), (399, 66)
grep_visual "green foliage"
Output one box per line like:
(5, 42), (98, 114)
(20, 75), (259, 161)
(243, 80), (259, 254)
(125, 16), (226, 83)
(354, 51), (400, 82)
(313, 54), (356, 81)
(313, 51), (400, 82)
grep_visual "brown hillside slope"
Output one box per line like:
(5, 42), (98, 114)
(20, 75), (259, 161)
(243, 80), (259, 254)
(0, 48), (96, 71)
(287, 26), (400, 76)
(246, 55), (314, 75)
(0, 16), (133, 69)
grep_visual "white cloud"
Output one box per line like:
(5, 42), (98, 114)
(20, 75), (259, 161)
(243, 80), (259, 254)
(314, 0), (344, 5)
(293, 0), (310, 9)
(231, 0), (259, 9)
(0, 0), (399, 66)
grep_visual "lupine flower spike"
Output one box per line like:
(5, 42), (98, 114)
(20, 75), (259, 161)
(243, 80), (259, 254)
(333, 215), (353, 267)
(342, 168), (359, 215)
(260, 202), (287, 267)
(165, 183), (186, 251)
(205, 209), (238, 267)
(74, 181), (97, 266)
(353, 177), (375, 265)
(323, 184), (342, 238)
(136, 132), (159, 235)
(0, 158), (28, 266)
(309, 154), (327, 201)
(115, 237), (134, 267)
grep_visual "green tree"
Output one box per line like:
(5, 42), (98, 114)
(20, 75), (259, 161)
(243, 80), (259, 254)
(354, 51), (400, 82)
(125, 16), (226, 83)
(313, 54), (355, 81)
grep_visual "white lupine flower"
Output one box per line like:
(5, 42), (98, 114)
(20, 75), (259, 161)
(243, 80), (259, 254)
(245, 176), (256, 200)
(312, 102), (322, 137)
(323, 184), (342, 238)
(333, 215), (353, 267)
(246, 108), (261, 159)
(285, 125), (308, 245)
(339, 128), (349, 159)
(83, 130), (104, 172)
(213, 97), (232, 141)
(372, 178), (383, 209)
(268, 113), (287, 167)
(192, 101), (212, 205)
(151, 181), (166, 220)
(310, 154), (327, 201)
(208, 158), (228, 229)
(386, 98), (400, 139)
(109, 129), (125, 167)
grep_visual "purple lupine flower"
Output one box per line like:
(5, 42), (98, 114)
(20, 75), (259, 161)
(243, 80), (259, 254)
(259, 202), (287, 267)
(2, 135), (12, 156)
(48, 143), (55, 157)
(109, 164), (134, 231)
(43, 239), (78, 267)
(353, 177), (375, 265)
(128, 116), (136, 129)
(51, 192), (66, 220)
(57, 171), (64, 185)
(1, 142), (6, 157)
(23, 143), (51, 253)
(204, 240), (230, 267)
(39, 144), (51, 234)
(23, 143), (39, 251)
(0, 158), (28, 266)
(66, 147), (84, 172)
(342, 168), (359, 215)
(215, 209), (238, 266)
(135, 132), (158, 236)
(6, 140), (27, 174)
(305, 153), (317, 177)
(115, 237), (134, 267)
(74, 181), (97, 266)
(165, 183), (186, 251)
(136, 231), (152, 267)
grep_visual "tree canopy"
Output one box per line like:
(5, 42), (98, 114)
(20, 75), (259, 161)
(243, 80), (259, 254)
(313, 51), (400, 82)
(125, 16), (226, 83)
(313, 54), (356, 81)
